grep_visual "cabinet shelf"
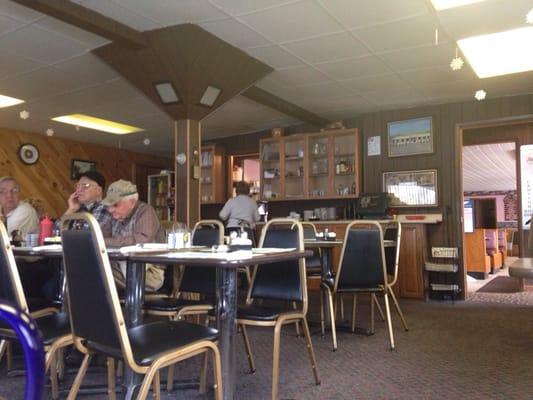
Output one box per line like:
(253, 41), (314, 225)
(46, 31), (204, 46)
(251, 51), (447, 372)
(201, 145), (224, 204)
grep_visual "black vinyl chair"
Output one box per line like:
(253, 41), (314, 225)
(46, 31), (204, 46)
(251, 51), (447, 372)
(60, 213), (222, 400)
(0, 221), (72, 399)
(237, 218), (320, 400)
(322, 221), (396, 351)
(300, 222), (322, 276)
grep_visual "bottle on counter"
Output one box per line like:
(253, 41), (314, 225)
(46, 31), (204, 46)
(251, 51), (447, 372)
(38, 215), (53, 245)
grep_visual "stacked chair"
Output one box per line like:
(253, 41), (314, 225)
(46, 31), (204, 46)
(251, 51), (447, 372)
(237, 218), (320, 400)
(60, 213), (222, 400)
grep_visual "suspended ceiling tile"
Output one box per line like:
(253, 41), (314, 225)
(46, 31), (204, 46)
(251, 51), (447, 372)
(315, 55), (391, 80)
(379, 42), (456, 72)
(419, 79), (479, 101)
(318, 0), (429, 30)
(113, 0), (227, 27)
(208, 0), (299, 16)
(238, 1), (341, 43)
(0, 24), (87, 64)
(246, 44), (304, 69)
(52, 53), (119, 87)
(283, 31), (369, 64)
(343, 73), (410, 93)
(297, 93), (372, 113)
(353, 14), (448, 53)
(36, 17), (110, 48)
(399, 65), (478, 87)
(199, 18), (270, 48)
(285, 80), (355, 98)
(0, 13), (26, 35)
(361, 87), (427, 107)
(266, 66), (332, 87)
(0, 0), (43, 23)
(0, 49), (45, 78)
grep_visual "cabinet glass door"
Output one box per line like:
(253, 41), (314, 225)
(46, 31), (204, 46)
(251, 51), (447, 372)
(308, 135), (329, 198)
(261, 141), (281, 200)
(201, 148), (214, 203)
(333, 133), (357, 197)
(284, 138), (305, 199)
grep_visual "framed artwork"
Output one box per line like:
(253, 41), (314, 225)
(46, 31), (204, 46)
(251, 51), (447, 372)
(387, 116), (433, 157)
(71, 159), (96, 180)
(383, 169), (438, 207)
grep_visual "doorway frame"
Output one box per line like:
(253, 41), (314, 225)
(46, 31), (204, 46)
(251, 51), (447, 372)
(455, 114), (533, 297)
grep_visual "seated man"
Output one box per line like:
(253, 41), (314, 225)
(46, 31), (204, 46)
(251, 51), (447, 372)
(102, 179), (165, 292)
(64, 171), (112, 235)
(0, 176), (39, 237)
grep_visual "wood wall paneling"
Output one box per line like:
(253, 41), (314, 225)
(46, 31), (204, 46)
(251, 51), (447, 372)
(0, 127), (170, 219)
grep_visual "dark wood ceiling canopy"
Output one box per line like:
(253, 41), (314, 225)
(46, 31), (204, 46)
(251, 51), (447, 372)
(12, 0), (330, 127)
(93, 24), (273, 121)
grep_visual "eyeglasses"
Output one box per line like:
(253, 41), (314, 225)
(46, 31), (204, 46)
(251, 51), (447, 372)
(0, 188), (20, 195)
(76, 183), (95, 190)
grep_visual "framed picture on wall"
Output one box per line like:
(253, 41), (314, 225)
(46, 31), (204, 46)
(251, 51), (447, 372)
(383, 169), (438, 207)
(71, 159), (96, 180)
(387, 116), (433, 157)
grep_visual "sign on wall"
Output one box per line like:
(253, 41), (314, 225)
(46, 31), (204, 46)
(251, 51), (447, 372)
(520, 144), (533, 229)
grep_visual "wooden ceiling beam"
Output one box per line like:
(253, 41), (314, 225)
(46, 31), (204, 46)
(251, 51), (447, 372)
(11, 0), (147, 49)
(243, 86), (329, 128)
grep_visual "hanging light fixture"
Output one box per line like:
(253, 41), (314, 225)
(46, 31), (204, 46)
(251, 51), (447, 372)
(450, 47), (465, 70)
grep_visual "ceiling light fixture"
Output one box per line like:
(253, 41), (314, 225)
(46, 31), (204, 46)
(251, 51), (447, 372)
(430, 0), (485, 11)
(458, 27), (533, 78)
(19, 110), (30, 120)
(0, 94), (24, 109)
(52, 114), (143, 135)
(199, 86), (221, 107)
(527, 8), (533, 24)
(450, 47), (464, 70)
(474, 89), (486, 100)
(143, 138), (150, 145)
(154, 82), (179, 104)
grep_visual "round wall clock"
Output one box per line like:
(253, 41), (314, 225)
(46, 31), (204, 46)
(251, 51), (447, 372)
(18, 143), (40, 165)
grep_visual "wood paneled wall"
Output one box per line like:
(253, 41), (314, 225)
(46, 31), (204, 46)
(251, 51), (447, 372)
(0, 127), (171, 218)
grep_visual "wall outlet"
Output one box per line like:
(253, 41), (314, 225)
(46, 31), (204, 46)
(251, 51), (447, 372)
(432, 247), (458, 258)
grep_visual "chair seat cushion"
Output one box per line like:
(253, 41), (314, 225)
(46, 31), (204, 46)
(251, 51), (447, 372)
(237, 304), (298, 322)
(128, 321), (218, 366)
(144, 297), (214, 313)
(0, 312), (70, 345)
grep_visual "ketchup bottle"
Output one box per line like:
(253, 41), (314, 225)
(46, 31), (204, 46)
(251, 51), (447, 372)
(38, 215), (53, 245)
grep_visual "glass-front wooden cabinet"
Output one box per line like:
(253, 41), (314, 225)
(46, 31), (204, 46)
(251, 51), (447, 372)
(148, 172), (174, 221)
(260, 128), (359, 201)
(201, 145), (224, 204)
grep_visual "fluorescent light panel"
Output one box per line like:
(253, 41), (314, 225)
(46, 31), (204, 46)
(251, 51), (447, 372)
(458, 27), (533, 78)
(52, 114), (143, 135)
(154, 82), (179, 104)
(431, 0), (485, 10)
(199, 86), (221, 107)
(0, 94), (24, 108)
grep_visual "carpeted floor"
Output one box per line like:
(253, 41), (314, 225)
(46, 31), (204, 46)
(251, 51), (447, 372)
(1, 293), (532, 399)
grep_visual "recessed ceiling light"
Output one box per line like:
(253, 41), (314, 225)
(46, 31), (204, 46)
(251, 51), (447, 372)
(199, 86), (221, 107)
(52, 114), (143, 135)
(475, 90), (486, 100)
(458, 27), (533, 78)
(0, 94), (24, 108)
(154, 82), (179, 104)
(430, 0), (485, 10)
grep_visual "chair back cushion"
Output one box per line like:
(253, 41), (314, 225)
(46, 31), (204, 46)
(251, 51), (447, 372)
(62, 228), (121, 351)
(337, 229), (385, 290)
(251, 228), (302, 302)
(383, 227), (398, 276)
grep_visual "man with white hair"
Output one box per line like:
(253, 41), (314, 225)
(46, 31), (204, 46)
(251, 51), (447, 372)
(102, 179), (165, 291)
(0, 176), (39, 237)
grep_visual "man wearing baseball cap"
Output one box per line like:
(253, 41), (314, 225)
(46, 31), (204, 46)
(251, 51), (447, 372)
(64, 171), (112, 235)
(102, 179), (165, 291)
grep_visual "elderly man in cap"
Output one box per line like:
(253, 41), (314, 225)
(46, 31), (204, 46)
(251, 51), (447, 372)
(0, 176), (39, 237)
(102, 179), (165, 291)
(64, 171), (112, 235)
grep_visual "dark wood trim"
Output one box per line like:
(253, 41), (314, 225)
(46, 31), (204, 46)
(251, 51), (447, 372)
(11, 0), (147, 49)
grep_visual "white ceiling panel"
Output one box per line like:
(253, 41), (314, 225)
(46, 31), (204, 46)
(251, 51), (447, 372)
(0, 13), (26, 35)
(318, 0), (430, 30)
(0, 49), (45, 78)
(199, 18), (270, 48)
(265, 66), (331, 87)
(52, 53), (119, 87)
(353, 14), (449, 53)
(379, 42), (457, 72)
(343, 73), (410, 93)
(399, 65), (478, 87)
(283, 31), (369, 64)
(0, 0), (42, 23)
(246, 44), (304, 69)
(315, 55), (391, 80)
(36, 17), (110, 48)
(362, 88), (428, 108)
(208, 0), (299, 16)
(238, 1), (341, 43)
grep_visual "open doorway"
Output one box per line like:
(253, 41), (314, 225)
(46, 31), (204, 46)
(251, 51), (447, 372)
(227, 153), (260, 200)
(462, 142), (519, 293)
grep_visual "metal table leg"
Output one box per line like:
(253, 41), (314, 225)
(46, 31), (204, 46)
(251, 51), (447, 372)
(216, 266), (237, 400)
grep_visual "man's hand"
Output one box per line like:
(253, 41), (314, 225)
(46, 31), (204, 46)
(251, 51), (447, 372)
(65, 192), (80, 215)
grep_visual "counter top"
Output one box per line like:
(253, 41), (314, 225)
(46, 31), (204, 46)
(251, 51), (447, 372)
(258, 214), (442, 225)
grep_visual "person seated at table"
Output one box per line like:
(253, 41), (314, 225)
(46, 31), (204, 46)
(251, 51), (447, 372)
(102, 179), (165, 292)
(219, 181), (260, 242)
(0, 176), (39, 237)
(63, 171), (112, 235)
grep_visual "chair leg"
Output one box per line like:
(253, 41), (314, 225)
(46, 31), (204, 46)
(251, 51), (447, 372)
(153, 370), (161, 400)
(166, 365), (175, 391)
(240, 324), (256, 373)
(67, 354), (93, 400)
(300, 318), (321, 385)
(199, 351), (208, 394)
(370, 293), (375, 335)
(0, 340), (6, 366)
(212, 345), (223, 400)
(325, 287), (337, 351)
(373, 293), (386, 322)
(107, 358), (116, 400)
(339, 294), (345, 320)
(383, 293), (395, 351)
(351, 294), (357, 333)
(319, 290), (325, 337)
(292, 301), (301, 337)
(137, 366), (159, 400)
(6, 341), (13, 371)
(272, 322), (283, 400)
(388, 286), (408, 331)
(48, 352), (59, 400)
